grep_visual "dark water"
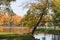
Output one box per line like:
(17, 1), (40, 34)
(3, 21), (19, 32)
(34, 34), (60, 40)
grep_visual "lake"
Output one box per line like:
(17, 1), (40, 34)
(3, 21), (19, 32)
(34, 33), (60, 40)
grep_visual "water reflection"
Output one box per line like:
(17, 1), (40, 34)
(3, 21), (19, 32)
(52, 35), (58, 40)
(34, 34), (60, 40)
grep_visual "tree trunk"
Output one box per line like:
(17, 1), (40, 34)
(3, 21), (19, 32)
(31, 13), (44, 35)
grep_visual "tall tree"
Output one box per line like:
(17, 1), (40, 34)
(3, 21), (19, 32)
(21, 1), (48, 34)
(51, 0), (60, 28)
(21, 3), (47, 27)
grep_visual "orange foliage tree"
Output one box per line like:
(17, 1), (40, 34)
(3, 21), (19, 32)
(0, 15), (4, 26)
(0, 13), (22, 26)
(11, 15), (21, 26)
(3, 13), (11, 26)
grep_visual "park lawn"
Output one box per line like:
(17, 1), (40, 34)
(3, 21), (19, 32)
(0, 33), (36, 40)
(0, 32), (15, 35)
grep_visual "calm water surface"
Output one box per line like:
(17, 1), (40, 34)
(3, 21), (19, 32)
(34, 33), (60, 40)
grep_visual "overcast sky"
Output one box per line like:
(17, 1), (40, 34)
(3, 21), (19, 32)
(10, 0), (38, 17)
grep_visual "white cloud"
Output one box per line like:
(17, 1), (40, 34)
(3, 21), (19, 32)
(10, 0), (38, 17)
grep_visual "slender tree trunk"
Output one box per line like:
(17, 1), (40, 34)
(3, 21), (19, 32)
(31, 13), (44, 35)
(53, 18), (56, 30)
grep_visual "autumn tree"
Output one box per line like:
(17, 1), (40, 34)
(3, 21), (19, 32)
(21, 1), (48, 27)
(11, 15), (21, 26)
(3, 13), (11, 26)
(51, 0), (60, 28)
(0, 15), (4, 26)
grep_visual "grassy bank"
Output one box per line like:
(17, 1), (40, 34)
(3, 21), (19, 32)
(35, 28), (60, 35)
(0, 34), (36, 40)
(0, 32), (14, 35)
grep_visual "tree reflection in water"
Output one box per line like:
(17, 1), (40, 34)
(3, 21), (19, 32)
(52, 35), (58, 40)
(34, 34), (60, 40)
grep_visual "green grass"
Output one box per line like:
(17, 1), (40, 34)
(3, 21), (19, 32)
(0, 32), (14, 35)
(0, 34), (36, 40)
(0, 32), (36, 40)
(35, 28), (60, 35)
